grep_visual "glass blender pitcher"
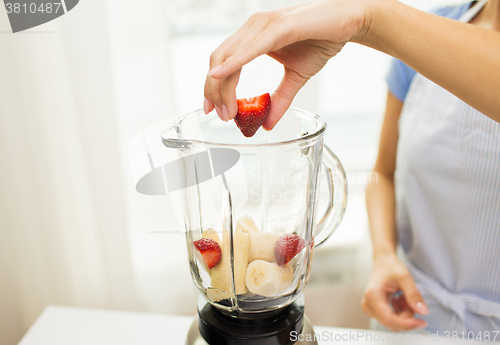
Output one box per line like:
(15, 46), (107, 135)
(162, 107), (347, 344)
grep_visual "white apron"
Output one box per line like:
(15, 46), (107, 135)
(395, 0), (500, 333)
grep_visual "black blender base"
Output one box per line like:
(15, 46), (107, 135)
(186, 314), (317, 345)
(185, 296), (318, 345)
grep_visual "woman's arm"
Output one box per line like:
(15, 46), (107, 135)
(205, 0), (500, 125)
(362, 92), (428, 331)
(365, 92), (401, 262)
(355, 0), (500, 121)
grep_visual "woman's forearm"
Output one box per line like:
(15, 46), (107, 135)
(356, 0), (500, 121)
(366, 173), (398, 261)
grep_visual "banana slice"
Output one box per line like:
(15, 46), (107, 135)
(245, 260), (294, 297)
(209, 230), (250, 301)
(249, 232), (282, 262)
(202, 228), (221, 243)
(208, 231), (229, 300)
(233, 230), (251, 294)
(206, 288), (232, 303)
(236, 216), (260, 233)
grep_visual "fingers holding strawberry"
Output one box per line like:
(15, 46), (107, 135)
(361, 255), (429, 331)
(204, 0), (368, 128)
(263, 67), (309, 130)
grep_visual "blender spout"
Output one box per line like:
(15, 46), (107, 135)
(161, 125), (192, 149)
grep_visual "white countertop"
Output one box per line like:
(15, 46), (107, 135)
(18, 305), (484, 345)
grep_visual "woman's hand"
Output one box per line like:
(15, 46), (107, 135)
(205, 0), (500, 125)
(204, 0), (370, 128)
(361, 254), (429, 331)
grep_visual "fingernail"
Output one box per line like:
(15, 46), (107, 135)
(214, 105), (222, 119)
(208, 65), (221, 77)
(416, 302), (429, 315)
(203, 98), (209, 114)
(222, 104), (229, 122)
(417, 321), (429, 330)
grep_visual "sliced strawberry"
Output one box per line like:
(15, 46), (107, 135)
(274, 233), (305, 266)
(234, 93), (271, 137)
(193, 238), (221, 269)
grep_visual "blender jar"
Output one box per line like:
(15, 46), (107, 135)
(162, 107), (347, 316)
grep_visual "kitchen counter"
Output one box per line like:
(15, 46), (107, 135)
(18, 305), (483, 344)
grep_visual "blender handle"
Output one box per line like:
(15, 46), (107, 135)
(314, 145), (348, 247)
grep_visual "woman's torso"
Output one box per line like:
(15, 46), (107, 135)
(395, 0), (500, 333)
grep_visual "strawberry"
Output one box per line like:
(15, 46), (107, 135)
(390, 292), (409, 314)
(274, 233), (305, 266)
(234, 93), (271, 137)
(193, 238), (222, 269)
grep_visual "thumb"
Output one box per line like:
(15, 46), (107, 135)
(399, 274), (429, 316)
(263, 67), (308, 130)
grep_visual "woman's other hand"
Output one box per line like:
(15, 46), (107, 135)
(361, 254), (429, 331)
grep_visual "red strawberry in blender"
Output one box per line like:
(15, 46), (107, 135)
(274, 233), (305, 266)
(234, 93), (271, 137)
(194, 238), (222, 269)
